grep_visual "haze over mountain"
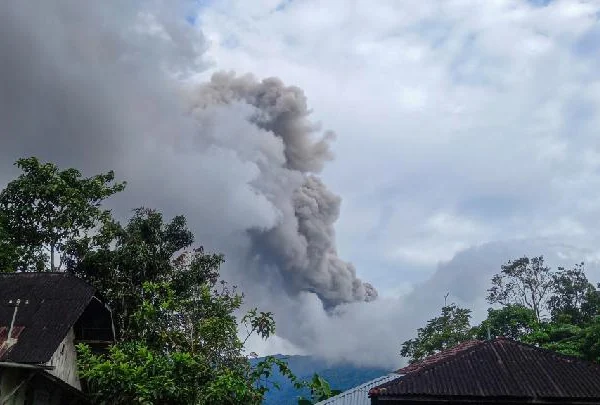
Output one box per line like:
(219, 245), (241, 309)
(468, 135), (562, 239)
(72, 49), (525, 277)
(250, 355), (389, 405)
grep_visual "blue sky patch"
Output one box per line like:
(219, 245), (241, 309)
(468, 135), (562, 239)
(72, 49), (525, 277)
(527, 0), (552, 6)
(221, 35), (240, 49)
(186, 14), (197, 26)
(574, 26), (600, 55)
(274, 0), (294, 12)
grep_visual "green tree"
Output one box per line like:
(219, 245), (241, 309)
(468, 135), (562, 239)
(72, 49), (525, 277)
(0, 213), (19, 272)
(0, 158), (349, 403)
(475, 304), (538, 341)
(77, 271), (316, 404)
(547, 263), (598, 325)
(69, 208), (197, 339)
(402, 256), (600, 366)
(400, 304), (474, 363)
(78, 343), (214, 404)
(579, 317), (600, 362)
(68, 207), (319, 403)
(76, 241), (293, 404)
(523, 321), (584, 358)
(487, 256), (554, 321)
(481, 256), (600, 361)
(297, 374), (342, 405)
(0, 157), (125, 271)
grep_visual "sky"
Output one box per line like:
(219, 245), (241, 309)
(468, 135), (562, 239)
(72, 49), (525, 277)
(195, 0), (600, 293)
(195, 0), (600, 362)
(2, 0), (600, 368)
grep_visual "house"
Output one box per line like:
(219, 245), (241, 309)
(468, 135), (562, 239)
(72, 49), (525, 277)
(0, 273), (115, 405)
(313, 341), (484, 405)
(369, 338), (600, 404)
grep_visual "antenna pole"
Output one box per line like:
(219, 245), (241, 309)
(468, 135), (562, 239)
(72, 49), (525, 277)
(7, 299), (21, 340)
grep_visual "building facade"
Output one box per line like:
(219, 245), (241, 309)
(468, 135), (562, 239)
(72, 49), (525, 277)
(0, 273), (114, 405)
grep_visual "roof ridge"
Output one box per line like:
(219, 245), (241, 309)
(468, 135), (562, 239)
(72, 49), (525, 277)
(490, 337), (600, 369)
(395, 339), (483, 374)
(400, 340), (486, 379)
(398, 338), (600, 379)
(0, 272), (95, 290)
(371, 338), (600, 400)
(371, 340), (486, 397)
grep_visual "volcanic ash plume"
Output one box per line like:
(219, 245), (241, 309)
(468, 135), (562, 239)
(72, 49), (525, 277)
(189, 72), (377, 306)
(0, 0), (375, 310)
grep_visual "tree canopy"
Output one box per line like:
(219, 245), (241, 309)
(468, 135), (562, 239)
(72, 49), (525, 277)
(0, 157), (125, 272)
(0, 157), (339, 404)
(487, 256), (554, 321)
(548, 263), (599, 325)
(401, 256), (600, 364)
(474, 304), (537, 341)
(400, 303), (473, 363)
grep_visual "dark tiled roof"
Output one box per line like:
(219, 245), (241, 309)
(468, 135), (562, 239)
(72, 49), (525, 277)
(371, 338), (600, 401)
(0, 272), (95, 363)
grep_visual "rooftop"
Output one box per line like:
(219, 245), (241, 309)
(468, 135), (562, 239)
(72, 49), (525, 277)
(0, 272), (96, 363)
(371, 338), (600, 402)
(395, 339), (483, 374)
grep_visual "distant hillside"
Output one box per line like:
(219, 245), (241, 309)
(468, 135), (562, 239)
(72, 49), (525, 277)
(250, 355), (390, 405)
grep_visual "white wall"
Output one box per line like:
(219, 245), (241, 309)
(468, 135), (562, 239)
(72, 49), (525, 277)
(0, 328), (83, 404)
(45, 328), (81, 390)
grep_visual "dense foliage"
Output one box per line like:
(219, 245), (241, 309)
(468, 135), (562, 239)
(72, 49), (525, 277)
(0, 157), (125, 272)
(401, 255), (600, 364)
(401, 304), (473, 363)
(0, 157), (338, 404)
(298, 375), (342, 405)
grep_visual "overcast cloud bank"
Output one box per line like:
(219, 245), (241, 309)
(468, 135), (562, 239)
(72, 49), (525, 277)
(3, 0), (600, 368)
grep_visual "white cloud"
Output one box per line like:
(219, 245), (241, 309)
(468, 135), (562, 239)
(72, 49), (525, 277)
(4, 0), (600, 368)
(196, 0), (600, 282)
(248, 239), (600, 368)
(196, 0), (600, 364)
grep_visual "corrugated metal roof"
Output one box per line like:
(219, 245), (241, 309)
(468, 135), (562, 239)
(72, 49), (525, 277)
(315, 373), (401, 405)
(0, 272), (95, 363)
(371, 338), (600, 401)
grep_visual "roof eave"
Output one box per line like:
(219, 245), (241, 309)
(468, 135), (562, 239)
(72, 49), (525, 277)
(371, 394), (600, 404)
(0, 361), (55, 370)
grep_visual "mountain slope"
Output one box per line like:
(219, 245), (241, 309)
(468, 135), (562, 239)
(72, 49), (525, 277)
(251, 355), (390, 405)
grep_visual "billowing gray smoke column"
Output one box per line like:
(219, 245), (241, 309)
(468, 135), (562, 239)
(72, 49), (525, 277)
(291, 176), (378, 304)
(0, 1), (376, 307)
(189, 72), (377, 306)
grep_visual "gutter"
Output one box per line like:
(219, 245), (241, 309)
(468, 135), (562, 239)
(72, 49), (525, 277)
(0, 362), (54, 370)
